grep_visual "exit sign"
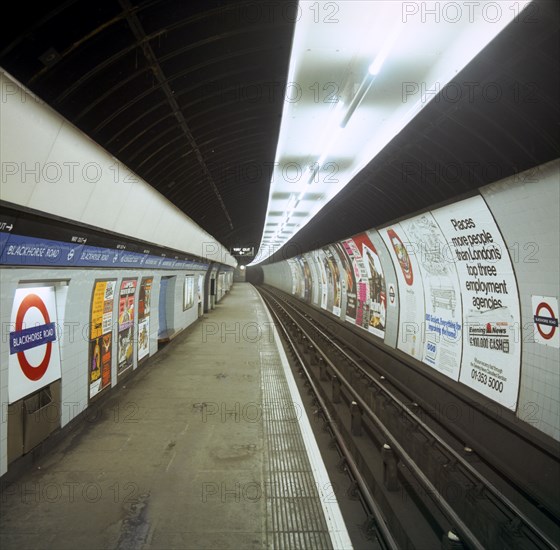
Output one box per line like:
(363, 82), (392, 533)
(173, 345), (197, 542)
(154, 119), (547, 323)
(231, 247), (254, 256)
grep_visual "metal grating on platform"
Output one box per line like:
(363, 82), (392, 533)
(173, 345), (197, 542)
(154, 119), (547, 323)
(259, 345), (333, 550)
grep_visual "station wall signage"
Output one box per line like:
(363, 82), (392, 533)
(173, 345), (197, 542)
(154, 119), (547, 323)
(8, 287), (62, 403)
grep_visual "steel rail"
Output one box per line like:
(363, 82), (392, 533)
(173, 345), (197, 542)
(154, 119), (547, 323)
(261, 286), (558, 550)
(265, 293), (400, 550)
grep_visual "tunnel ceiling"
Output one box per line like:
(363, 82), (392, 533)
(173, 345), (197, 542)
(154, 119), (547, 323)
(1, 0), (559, 262)
(0, 0), (298, 252)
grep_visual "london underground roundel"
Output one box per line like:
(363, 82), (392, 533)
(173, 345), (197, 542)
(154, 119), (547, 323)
(386, 228), (414, 286)
(532, 296), (559, 348)
(8, 287), (62, 403)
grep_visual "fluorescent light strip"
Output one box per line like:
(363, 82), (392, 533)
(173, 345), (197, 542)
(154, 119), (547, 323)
(250, 0), (533, 266)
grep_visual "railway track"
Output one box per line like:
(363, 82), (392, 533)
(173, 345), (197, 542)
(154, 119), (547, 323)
(258, 285), (559, 550)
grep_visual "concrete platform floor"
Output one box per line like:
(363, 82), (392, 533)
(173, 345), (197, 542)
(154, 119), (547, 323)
(0, 283), (346, 549)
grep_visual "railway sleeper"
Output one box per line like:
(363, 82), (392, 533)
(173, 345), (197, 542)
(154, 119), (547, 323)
(463, 486), (513, 549)
(351, 402), (363, 437)
(331, 375), (342, 404)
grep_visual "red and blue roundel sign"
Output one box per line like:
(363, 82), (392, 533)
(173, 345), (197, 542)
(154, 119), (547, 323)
(8, 287), (62, 403)
(532, 296), (559, 348)
(387, 228), (414, 286)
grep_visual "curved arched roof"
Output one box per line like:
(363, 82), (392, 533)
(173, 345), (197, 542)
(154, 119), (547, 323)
(1, 0), (558, 263)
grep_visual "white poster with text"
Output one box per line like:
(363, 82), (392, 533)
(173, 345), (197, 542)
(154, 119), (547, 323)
(400, 213), (463, 380)
(433, 195), (521, 410)
(381, 224), (425, 360)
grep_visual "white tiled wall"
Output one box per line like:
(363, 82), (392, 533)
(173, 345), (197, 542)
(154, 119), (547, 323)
(481, 159), (560, 440)
(262, 261), (294, 295)
(0, 267), (207, 476)
(0, 71), (236, 268)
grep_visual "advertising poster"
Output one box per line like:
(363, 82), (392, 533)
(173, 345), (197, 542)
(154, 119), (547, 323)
(8, 286), (62, 403)
(305, 252), (320, 305)
(352, 233), (387, 339)
(324, 250), (334, 312)
(340, 239), (360, 324)
(218, 272), (224, 298)
(184, 275), (195, 310)
(296, 258), (306, 300)
(89, 280), (116, 398)
(400, 213), (462, 380)
(432, 195), (521, 410)
(293, 257), (306, 301)
(315, 249), (329, 310)
(332, 242), (354, 317)
(300, 256), (312, 303)
(381, 225), (424, 358)
(138, 277), (153, 361)
(324, 246), (342, 317)
(91, 281), (111, 340)
(290, 258), (299, 298)
(287, 258), (300, 296)
(293, 257), (308, 301)
(89, 334), (112, 398)
(118, 279), (137, 377)
(198, 275), (204, 305)
(343, 237), (370, 329)
(293, 258), (301, 298)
